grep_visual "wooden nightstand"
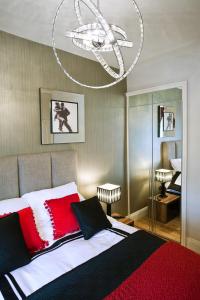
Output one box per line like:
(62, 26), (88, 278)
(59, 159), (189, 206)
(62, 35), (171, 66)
(151, 193), (181, 223)
(111, 213), (134, 227)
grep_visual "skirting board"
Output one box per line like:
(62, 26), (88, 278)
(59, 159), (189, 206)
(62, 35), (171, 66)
(127, 206), (148, 221)
(186, 237), (200, 254)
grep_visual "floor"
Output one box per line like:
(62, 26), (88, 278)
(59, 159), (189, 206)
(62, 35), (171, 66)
(134, 216), (181, 243)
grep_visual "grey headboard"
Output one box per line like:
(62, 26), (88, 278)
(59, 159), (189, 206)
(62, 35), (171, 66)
(162, 141), (182, 169)
(0, 151), (77, 201)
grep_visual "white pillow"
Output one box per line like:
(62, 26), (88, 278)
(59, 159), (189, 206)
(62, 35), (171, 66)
(0, 197), (29, 215)
(170, 158), (181, 172)
(50, 183), (84, 201)
(22, 182), (78, 243)
(50, 182), (78, 199)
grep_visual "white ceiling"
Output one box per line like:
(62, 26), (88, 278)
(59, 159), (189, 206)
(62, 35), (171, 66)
(0, 0), (199, 68)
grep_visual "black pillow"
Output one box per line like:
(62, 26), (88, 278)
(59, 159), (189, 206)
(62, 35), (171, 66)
(0, 213), (31, 275)
(71, 196), (112, 240)
(167, 171), (181, 195)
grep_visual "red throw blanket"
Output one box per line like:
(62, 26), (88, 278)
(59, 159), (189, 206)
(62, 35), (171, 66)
(105, 242), (200, 300)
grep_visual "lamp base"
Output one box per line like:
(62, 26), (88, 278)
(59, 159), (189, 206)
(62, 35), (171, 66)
(158, 182), (167, 199)
(107, 204), (111, 216)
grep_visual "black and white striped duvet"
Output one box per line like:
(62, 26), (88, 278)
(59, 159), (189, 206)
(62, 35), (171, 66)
(0, 218), (137, 300)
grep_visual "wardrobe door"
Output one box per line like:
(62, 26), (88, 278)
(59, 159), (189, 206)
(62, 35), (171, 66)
(152, 88), (182, 242)
(129, 93), (153, 218)
(128, 88), (182, 243)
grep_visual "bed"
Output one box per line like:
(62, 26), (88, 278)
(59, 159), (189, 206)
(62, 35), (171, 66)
(0, 151), (200, 300)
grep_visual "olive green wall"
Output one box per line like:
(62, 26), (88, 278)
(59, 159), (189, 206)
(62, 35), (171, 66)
(0, 31), (127, 214)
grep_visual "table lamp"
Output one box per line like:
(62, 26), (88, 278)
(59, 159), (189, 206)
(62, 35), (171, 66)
(97, 183), (121, 216)
(155, 169), (173, 198)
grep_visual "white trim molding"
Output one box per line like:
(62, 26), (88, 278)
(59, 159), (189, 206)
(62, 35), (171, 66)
(187, 237), (200, 254)
(126, 81), (188, 246)
(127, 206), (148, 221)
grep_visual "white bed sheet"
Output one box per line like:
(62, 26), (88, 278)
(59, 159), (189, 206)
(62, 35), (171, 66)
(5, 218), (137, 299)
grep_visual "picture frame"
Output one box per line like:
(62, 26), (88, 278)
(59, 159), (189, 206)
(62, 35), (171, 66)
(40, 88), (85, 144)
(51, 100), (78, 134)
(158, 105), (176, 137)
(163, 112), (174, 131)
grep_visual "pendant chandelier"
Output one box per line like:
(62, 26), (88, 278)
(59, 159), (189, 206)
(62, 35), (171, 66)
(52, 0), (144, 89)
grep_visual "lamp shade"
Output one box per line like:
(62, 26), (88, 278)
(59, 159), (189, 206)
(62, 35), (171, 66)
(97, 183), (121, 204)
(155, 169), (173, 183)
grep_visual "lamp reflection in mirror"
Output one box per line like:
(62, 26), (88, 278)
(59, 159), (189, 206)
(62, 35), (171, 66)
(155, 169), (173, 198)
(97, 183), (121, 216)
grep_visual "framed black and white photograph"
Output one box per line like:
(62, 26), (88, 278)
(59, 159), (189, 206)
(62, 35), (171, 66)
(163, 112), (174, 131)
(40, 89), (85, 144)
(158, 105), (176, 137)
(51, 100), (78, 134)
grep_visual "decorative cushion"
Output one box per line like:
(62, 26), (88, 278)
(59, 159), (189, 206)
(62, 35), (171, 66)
(71, 196), (112, 240)
(0, 213), (31, 274)
(18, 208), (48, 253)
(22, 182), (79, 243)
(175, 173), (181, 186)
(45, 193), (80, 240)
(167, 172), (181, 195)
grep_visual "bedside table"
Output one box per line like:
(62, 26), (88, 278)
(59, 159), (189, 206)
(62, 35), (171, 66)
(152, 193), (181, 223)
(111, 213), (134, 227)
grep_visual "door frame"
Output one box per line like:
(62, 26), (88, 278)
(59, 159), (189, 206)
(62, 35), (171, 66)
(126, 81), (188, 246)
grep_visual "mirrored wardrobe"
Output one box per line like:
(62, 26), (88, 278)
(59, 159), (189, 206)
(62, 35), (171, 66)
(127, 86), (183, 243)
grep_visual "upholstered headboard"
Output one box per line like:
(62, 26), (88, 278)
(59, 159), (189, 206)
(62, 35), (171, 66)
(0, 151), (77, 201)
(162, 141), (182, 169)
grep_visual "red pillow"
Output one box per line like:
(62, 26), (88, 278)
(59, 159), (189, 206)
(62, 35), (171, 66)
(0, 208), (48, 253)
(44, 193), (80, 240)
(18, 207), (49, 253)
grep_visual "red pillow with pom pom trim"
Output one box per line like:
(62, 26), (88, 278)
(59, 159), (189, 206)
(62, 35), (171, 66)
(45, 193), (80, 240)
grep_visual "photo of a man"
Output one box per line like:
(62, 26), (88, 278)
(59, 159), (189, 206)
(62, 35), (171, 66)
(164, 112), (174, 131)
(158, 105), (176, 137)
(51, 100), (78, 133)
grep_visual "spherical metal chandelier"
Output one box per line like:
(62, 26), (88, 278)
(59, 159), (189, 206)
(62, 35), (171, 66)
(52, 0), (144, 89)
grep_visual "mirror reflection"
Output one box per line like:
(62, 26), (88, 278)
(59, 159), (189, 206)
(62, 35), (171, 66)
(128, 87), (182, 242)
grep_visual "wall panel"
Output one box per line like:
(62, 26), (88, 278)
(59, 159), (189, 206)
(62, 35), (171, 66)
(0, 31), (127, 214)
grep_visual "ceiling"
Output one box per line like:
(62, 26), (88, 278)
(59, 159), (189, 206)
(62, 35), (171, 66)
(0, 0), (199, 68)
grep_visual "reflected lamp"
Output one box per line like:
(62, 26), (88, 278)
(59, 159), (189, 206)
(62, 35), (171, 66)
(155, 169), (173, 198)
